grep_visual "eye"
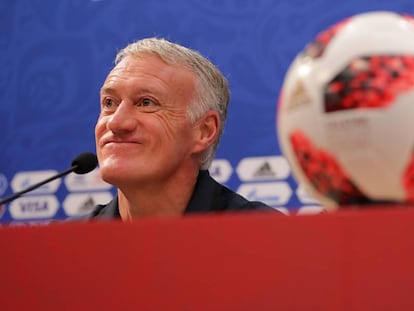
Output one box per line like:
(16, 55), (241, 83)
(141, 98), (156, 107)
(103, 98), (114, 107)
(136, 97), (161, 112)
(101, 97), (118, 112)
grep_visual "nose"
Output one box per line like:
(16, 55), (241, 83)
(106, 102), (138, 134)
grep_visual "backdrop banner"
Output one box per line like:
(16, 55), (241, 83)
(1, 0), (412, 224)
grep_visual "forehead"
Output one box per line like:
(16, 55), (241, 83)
(103, 55), (196, 94)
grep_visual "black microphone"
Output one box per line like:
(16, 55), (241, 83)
(0, 152), (98, 205)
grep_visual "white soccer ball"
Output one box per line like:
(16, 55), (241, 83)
(277, 11), (414, 210)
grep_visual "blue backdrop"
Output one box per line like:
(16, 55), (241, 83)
(1, 0), (413, 224)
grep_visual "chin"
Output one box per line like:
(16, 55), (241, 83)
(99, 166), (118, 184)
(99, 157), (127, 180)
(100, 161), (146, 186)
(99, 168), (133, 188)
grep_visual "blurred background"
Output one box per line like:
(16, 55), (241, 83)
(1, 0), (413, 224)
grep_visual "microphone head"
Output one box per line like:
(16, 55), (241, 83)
(71, 152), (98, 174)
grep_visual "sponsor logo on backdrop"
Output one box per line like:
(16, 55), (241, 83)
(296, 184), (320, 204)
(9, 195), (59, 220)
(237, 182), (292, 206)
(0, 173), (8, 196)
(11, 170), (61, 194)
(63, 192), (113, 217)
(64, 168), (113, 192)
(236, 156), (290, 181)
(209, 159), (233, 183)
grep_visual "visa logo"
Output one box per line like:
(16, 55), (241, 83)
(9, 196), (59, 220)
(20, 201), (48, 212)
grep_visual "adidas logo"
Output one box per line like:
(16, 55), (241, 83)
(79, 196), (96, 212)
(286, 80), (312, 112)
(237, 156), (290, 181)
(253, 161), (277, 178)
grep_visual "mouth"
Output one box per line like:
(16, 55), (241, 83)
(101, 139), (141, 147)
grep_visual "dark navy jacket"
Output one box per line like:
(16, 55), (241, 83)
(91, 170), (276, 219)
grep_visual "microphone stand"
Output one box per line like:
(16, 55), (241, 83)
(0, 166), (76, 205)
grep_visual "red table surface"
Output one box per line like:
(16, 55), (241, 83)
(1, 207), (414, 310)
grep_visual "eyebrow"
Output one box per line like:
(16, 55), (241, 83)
(100, 86), (117, 96)
(100, 86), (163, 95)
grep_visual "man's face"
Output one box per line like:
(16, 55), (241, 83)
(95, 55), (200, 188)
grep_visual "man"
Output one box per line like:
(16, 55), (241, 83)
(91, 37), (275, 220)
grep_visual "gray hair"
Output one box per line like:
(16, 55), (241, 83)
(114, 37), (230, 169)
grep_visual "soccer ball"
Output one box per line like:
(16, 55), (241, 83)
(277, 11), (414, 210)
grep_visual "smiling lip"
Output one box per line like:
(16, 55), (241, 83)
(102, 139), (141, 147)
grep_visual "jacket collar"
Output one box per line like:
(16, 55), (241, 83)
(95, 170), (217, 219)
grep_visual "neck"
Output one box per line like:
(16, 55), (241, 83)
(117, 169), (200, 220)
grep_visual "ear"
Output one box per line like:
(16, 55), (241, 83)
(191, 110), (219, 154)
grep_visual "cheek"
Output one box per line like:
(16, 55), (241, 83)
(95, 117), (106, 139)
(155, 112), (193, 142)
(95, 117), (108, 156)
